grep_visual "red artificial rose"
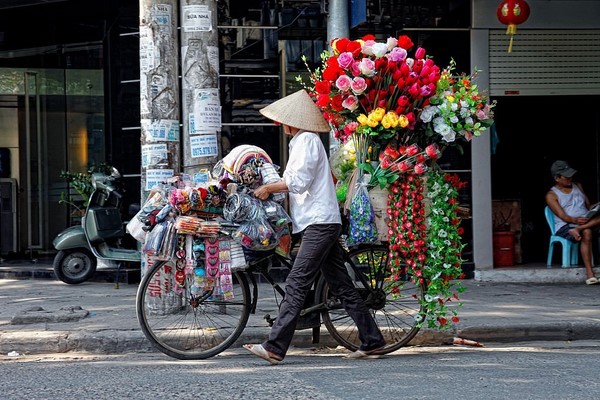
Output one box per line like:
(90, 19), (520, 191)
(412, 59), (423, 73)
(384, 145), (400, 159)
(397, 35), (414, 50)
(314, 80), (331, 95)
(397, 95), (409, 107)
(414, 163), (428, 174)
(346, 40), (363, 57)
(362, 34), (376, 41)
(330, 94), (344, 111)
(316, 93), (330, 108)
(400, 63), (410, 76)
(333, 37), (350, 53)
(375, 57), (387, 71)
(405, 143), (420, 156)
(322, 65), (340, 82)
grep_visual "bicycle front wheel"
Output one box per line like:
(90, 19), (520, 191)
(318, 244), (425, 354)
(136, 260), (252, 360)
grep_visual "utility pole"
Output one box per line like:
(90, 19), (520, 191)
(327, 0), (349, 46)
(326, 0), (349, 152)
(139, 0), (180, 278)
(180, 0), (221, 180)
(139, 0), (181, 199)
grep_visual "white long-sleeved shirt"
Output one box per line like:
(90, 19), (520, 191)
(283, 130), (341, 234)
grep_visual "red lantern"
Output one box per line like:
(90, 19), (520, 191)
(496, 0), (531, 53)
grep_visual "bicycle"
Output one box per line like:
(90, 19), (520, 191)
(136, 232), (426, 360)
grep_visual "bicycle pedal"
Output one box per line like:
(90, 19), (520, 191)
(264, 314), (275, 326)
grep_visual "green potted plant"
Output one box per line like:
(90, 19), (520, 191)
(59, 163), (113, 216)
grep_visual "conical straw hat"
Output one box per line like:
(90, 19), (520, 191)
(259, 90), (331, 133)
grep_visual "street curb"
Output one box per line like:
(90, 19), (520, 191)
(458, 321), (600, 343)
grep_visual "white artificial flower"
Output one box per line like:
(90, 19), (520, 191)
(420, 105), (438, 123)
(371, 42), (388, 58)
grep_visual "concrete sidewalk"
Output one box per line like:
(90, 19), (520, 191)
(1, 263), (600, 357)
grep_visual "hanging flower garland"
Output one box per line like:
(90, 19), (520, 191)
(386, 169), (466, 329)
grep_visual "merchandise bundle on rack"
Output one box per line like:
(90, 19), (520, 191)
(126, 144), (291, 299)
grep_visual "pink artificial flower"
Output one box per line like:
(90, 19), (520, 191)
(414, 47), (426, 60)
(337, 52), (355, 69)
(343, 121), (358, 134)
(419, 85), (432, 98)
(476, 109), (488, 120)
(359, 58), (376, 77)
(408, 83), (420, 98)
(335, 74), (352, 92)
(342, 95), (359, 111)
(387, 47), (408, 62)
(351, 77), (367, 95)
(361, 40), (376, 55)
(350, 61), (361, 77)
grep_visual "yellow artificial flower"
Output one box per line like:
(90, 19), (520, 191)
(398, 114), (409, 128)
(371, 107), (386, 121)
(367, 115), (379, 128)
(446, 95), (455, 103)
(357, 114), (368, 126)
(381, 111), (399, 129)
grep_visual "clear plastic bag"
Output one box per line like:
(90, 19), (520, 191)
(233, 217), (278, 251)
(346, 180), (378, 245)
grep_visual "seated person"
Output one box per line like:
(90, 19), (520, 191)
(545, 160), (600, 284)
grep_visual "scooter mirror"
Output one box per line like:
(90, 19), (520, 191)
(111, 167), (121, 179)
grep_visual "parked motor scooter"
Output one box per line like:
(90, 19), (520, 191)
(52, 168), (141, 284)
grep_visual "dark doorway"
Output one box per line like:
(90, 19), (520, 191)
(491, 95), (600, 263)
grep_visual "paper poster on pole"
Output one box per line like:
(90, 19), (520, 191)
(190, 134), (218, 158)
(142, 143), (169, 167)
(192, 89), (221, 134)
(146, 169), (174, 191)
(141, 119), (180, 142)
(182, 5), (212, 32)
(151, 4), (172, 30)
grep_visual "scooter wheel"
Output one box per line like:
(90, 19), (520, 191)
(53, 249), (97, 284)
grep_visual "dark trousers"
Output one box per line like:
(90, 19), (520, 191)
(262, 223), (385, 359)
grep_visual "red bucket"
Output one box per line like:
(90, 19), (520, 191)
(493, 231), (515, 267)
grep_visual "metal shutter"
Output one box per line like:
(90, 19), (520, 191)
(489, 29), (600, 96)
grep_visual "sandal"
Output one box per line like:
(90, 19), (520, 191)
(242, 344), (282, 365)
(586, 277), (599, 285)
(343, 344), (392, 359)
(343, 349), (382, 359)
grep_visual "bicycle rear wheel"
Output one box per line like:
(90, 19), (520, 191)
(136, 260), (252, 360)
(318, 244), (425, 354)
